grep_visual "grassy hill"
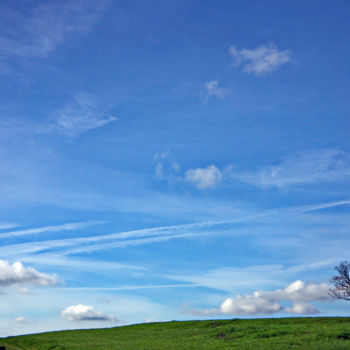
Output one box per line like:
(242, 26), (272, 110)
(2, 317), (350, 349)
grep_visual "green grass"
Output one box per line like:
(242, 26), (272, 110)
(2, 317), (350, 349)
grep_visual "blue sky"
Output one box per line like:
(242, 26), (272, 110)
(1, 0), (350, 336)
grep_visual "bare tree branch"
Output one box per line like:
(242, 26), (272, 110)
(329, 261), (350, 300)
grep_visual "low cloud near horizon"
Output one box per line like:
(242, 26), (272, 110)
(61, 304), (117, 322)
(190, 280), (330, 316)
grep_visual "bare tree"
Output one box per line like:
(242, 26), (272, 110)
(329, 261), (350, 300)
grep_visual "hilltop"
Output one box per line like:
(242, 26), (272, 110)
(2, 317), (350, 349)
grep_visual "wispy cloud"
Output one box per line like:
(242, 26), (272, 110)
(0, 215), (261, 259)
(0, 221), (106, 239)
(20, 255), (145, 272)
(229, 43), (291, 75)
(202, 80), (228, 101)
(185, 164), (222, 189)
(61, 304), (117, 322)
(0, 230), (203, 259)
(52, 93), (117, 137)
(192, 280), (329, 316)
(63, 232), (201, 255)
(62, 283), (200, 291)
(229, 149), (350, 188)
(153, 150), (179, 180)
(1, 198), (349, 259)
(170, 261), (334, 294)
(0, 223), (17, 231)
(302, 199), (350, 212)
(0, 0), (110, 59)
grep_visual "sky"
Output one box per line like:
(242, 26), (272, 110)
(1, 0), (350, 337)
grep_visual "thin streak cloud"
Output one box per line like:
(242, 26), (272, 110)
(0, 199), (349, 259)
(61, 283), (202, 291)
(0, 221), (106, 239)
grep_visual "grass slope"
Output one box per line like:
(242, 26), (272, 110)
(2, 317), (350, 349)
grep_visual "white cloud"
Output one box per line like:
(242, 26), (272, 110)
(219, 295), (282, 315)
(172, 162), (180, 171)
(155, 163), (164, 179)
(18, 287), (32, 295)
(229, 43), (291, 75)
(195, 280), (329, 316)
(229, 149), (350, 188)
(154, 150), (170, 161)
(0, 260), (57, 287)
(153, 150), (179, 180)
(279, 280), (330, 301)
(0, 0), (110, 59)
(202, 80), (228, 101)
(284, 302), (319, 314)
(185, 165), (222, 189)
(52, 93), (117, 137)
(61, 304), (117, 322)
(15, 316), (28, 324)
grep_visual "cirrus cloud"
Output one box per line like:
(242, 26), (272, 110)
(229, 149), (350, 188)
(52, 93), (117, 137)
(0, 0), (111, 59)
